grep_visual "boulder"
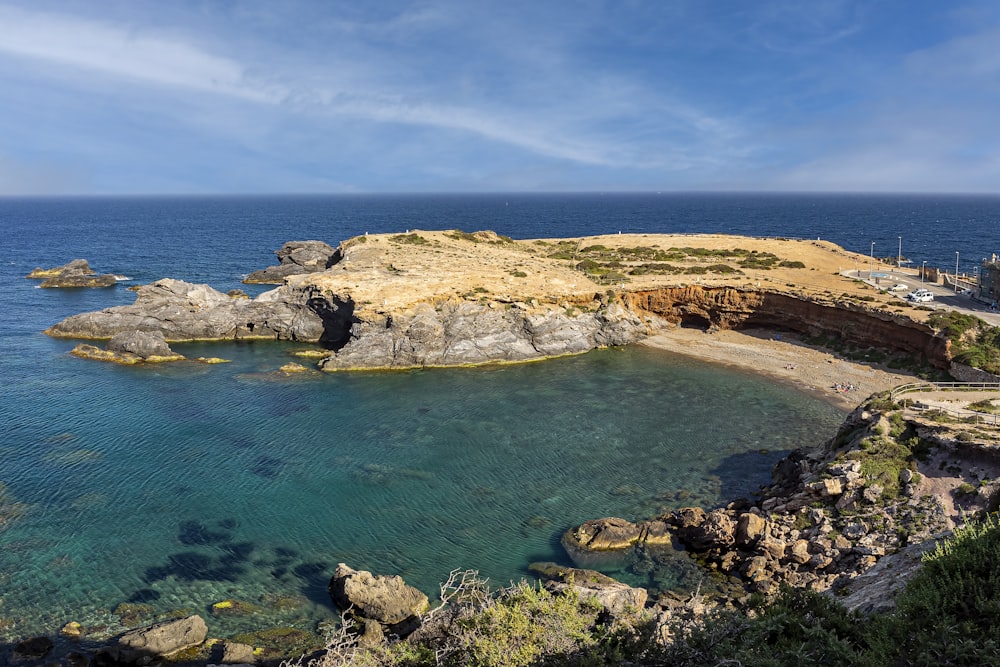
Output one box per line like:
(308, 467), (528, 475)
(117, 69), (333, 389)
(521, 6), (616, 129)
(735, 513), (767, 548)
(118, 614), (208, 658)
(108, 330), (182, 360)
(218, 640), (256, 664)
(680, 509), (736, 551)
(329, 563), (429, 628)
(547, 579), (648, 619)
(562, 517), (642, 552)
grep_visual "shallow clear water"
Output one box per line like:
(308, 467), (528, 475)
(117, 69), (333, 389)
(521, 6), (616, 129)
(5, 191), (994, 640)
(0, 335), (841, 639)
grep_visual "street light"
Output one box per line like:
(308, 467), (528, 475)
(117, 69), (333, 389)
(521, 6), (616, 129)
(955, 251), (960, 293)
(870, 242), (875, 278)
(921, 260), (926, 284)
(898, 236), (902, 271)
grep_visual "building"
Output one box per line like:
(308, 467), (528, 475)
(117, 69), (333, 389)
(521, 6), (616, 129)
(980, 256), (1000, 306)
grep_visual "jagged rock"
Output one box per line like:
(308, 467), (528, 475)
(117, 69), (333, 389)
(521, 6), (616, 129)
(245, 240), (338, 284)
(787, 539), (811, 564)
(46, 278), (327, 343)
(318, 299), (648, 371)
(673, 508), (736, 551)
(735, 513), (767, 547)
(118, 614), (208, 658)
(741, 555), (772, 582)
(27, 259), (117, 288)
(328, 563), (429, 628)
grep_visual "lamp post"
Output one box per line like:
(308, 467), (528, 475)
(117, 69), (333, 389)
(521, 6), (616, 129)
(898, 236), (902, 272)
(955, 251), (960, 293)
(870, 242), (875, 278)
(921, 260), (926, 284)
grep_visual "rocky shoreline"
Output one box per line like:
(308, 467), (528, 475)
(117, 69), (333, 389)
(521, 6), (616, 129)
(15, 231), (996, 665)
(42, 231), (948, 375)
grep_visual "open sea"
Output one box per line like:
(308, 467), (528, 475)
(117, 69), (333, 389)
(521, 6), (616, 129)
(1, 192), (998, 643)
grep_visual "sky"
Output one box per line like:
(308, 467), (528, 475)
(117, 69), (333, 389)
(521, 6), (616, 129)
(2, 1), (1000, 195)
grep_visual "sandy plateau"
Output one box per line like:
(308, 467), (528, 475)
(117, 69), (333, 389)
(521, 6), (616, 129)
(294, 230), (923, 317)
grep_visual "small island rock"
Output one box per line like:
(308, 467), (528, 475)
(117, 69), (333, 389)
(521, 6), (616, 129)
(27, 259), (117, 288)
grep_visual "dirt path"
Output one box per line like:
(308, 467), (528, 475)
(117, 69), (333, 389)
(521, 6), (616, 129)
(640, 327), (920, 411)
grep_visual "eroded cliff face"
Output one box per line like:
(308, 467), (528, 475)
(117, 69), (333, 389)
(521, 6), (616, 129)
(317, 298), (652, 371)
(45, 278), (950, 373)
(622, 286), (950, 368)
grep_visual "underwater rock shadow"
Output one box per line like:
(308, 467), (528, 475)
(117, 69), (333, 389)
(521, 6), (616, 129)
(708, 447), (792, 504)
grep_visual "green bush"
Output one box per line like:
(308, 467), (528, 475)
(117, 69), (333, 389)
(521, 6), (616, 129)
(865, 515), (1000, 665)
(390, 233), (429, 245)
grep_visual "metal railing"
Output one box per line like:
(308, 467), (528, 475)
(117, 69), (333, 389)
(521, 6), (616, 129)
(890, 381), (1000, 399)
(890, 381), (1000, 425)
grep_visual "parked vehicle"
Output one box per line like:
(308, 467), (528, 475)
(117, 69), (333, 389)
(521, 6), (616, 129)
(888, 283), (909, 292)
(906, 289), (934, 303)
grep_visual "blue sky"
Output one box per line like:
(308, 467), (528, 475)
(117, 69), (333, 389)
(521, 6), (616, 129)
(2, 1), (1000, 195)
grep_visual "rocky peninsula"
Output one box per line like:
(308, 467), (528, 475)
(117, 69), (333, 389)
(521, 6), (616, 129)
(45, 230), (949, 375)
(25, 230), (1000, 665)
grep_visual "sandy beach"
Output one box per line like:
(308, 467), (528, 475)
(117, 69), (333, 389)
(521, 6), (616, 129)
(641, 326), (920, 411)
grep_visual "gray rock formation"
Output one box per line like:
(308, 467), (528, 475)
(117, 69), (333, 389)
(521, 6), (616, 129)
(530, 562), (649, 619)
(318, 300), (649, 370)
(46, 278), (327, 343)
(244, 240), (338, 284)
(117, 614), (208, 658)
(329, 563), (429, 635)
(108, 330), (179, 359)
(27, 258), (117, 288)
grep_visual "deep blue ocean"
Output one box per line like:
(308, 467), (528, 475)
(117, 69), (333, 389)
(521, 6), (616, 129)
(1, 192), (998, 643)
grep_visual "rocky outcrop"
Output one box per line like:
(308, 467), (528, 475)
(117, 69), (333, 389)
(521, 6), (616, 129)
(563, 399), (965, 606)
(530, 562), (649, 619)
(244, 240), (338, 284)
(71, 330), (188, 364)
(27, 259), (117, 288)
(317, 299), (651, 370)
(115, 614), (208, 660)
(329, 563), (430, 639)
(46, 278), (327, 343)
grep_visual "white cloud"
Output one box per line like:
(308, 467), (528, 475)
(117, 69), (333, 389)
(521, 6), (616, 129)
(0, 6), (279, 102)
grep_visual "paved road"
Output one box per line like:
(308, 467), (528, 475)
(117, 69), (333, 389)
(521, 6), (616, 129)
(845, 269), (1000, 327)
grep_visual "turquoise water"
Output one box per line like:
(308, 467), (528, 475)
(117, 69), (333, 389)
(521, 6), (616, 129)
(0, 336), (841, 639)
(15, 192), (983, 640)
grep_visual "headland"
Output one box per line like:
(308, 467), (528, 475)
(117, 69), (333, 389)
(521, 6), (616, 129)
(22, 230), (1000, 665)
(44, 230), (952, 376)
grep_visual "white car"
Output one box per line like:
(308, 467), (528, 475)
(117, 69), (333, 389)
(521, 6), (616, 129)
(906, 289), (934, 303)
(888, 283), (909, 292)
